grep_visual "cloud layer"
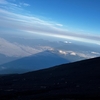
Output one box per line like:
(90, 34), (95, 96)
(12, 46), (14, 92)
(0, 38), (53, 57)
(58, 50), (100, 59)
(0, 0), (100, 44)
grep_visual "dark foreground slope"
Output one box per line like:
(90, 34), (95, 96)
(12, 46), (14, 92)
(0, 57), (100, 100)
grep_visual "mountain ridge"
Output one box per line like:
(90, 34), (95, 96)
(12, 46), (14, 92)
(0, 50), (69, 74)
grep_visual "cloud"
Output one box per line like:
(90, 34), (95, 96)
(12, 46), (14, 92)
(64, 41), (72, 44)
(0, 0), (100, 44)
(91, 52), (100, 55)
(0, 38), (53, 57)
(59, 50), (67, 55)
(58, 50), (99, 59)
(70, 52), (76, 56)
(96, 43), (100, 46)
(0, 0), (30, 11)
(56, 24), (63, 27)
(19, 3), (30, 7)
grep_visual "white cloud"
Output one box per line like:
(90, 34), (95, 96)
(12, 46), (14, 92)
(70, 52), (76, 56)
(96, 43), (100, 45)
(58, 50), (98, 59)
(20, 3), (30, 7)
(0, 0), (30, 11)
(64, 41), (72, 44)
(91, 52), (100, 55)
(59, 50), (67, 55)
(76, 52), (97, 59)
(56, 24), (63, 27)
(64, 41), (68, 43)
(0, 38), (53, 57)
(0, 0), (100, 44)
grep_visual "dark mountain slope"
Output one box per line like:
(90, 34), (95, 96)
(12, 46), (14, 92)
(0, 50), (69, 74)
(0, 57), (100, 99)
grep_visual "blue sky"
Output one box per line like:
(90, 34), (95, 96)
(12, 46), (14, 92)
(0, 0), (100, 44)
(26, 0), (100, 33)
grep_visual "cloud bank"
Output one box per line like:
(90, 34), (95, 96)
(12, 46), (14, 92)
(0, 0), (100, 44)
(0, 38), (53, 57)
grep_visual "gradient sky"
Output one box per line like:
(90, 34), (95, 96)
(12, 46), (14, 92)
(0, 0), (100, 44)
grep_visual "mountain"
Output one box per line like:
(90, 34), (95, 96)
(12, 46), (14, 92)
(0, 57), (100, 99)
(0, 50), (69, 74)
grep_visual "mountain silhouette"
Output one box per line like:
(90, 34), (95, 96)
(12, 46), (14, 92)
(0, 50), (69, 74)
(0, 57), (100, 99)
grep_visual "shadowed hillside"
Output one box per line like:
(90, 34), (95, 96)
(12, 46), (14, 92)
(0, 57), (100, 100)
(0, 50), (69, 74)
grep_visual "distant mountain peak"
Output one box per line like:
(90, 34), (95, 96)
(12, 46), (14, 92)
(0, 50), (69, 74)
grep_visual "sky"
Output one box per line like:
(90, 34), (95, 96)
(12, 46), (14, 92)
(0, 0), (100, 44)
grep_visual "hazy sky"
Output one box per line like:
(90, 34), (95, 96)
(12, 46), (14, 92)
(0, 0), (100, 44)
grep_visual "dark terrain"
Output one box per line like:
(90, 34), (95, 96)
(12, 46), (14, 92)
(0, 57), (100, 100)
